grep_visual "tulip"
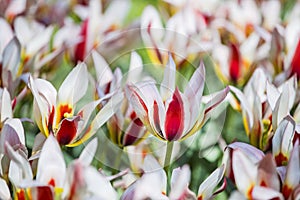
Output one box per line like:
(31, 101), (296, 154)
(28, 62), (123, 146)
(126, 54), (229, 142)
(93, 51), (147, 147)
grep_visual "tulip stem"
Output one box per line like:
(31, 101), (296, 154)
(164, 141), (174, 195)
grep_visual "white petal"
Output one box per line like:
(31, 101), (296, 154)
(141, 6), (164, 46)
(91, 92), (123, 133)
(85, 166), (117, 199)
(229, 86), (253, 129)
(257, 154), (280, 191)
(127, 51), (143, 83)
(1, 88), (13, 123)
(273, 84), (290, 129)
(232, 150), (257, 196)
(0, 18), (13, 56)
(2, 37), (21, 81)
(266, 81), (280, 111)
(5, 0), (26, 19)
(251, 186), (284, 200)
(134, 170), (168, 200)
(160, 54), (176, 101)
(272, 116), (295, 159)
(284, 141), (300, 191)
(37, 135), (66, 188)
(6, 143), (33, 185)
(198, 164), (225, 200)
(34, 78), (57, 107)
(0, 118), (25, 150)
(79, 138), (98, 166)
(92, 50), (113, 88)
(184, 62), (205, 126)
(27, 26), (54, 56)
(169, 165), (191, 200)
(227, 142), (264, 163)
(278, 76), (297, 110)
(76, 95), (112, 133)
(58, 62), (88, 105)
(0, 178), (10, 200)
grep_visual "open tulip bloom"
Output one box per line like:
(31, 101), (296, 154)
(126, 54), (229, 142)
(28, 62), (123, 146)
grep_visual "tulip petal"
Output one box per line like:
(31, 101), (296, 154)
(229, 86), (253, 133)
(202, 86), (229, 125)
(160, 54), (176, 101)
(26, 26), (54, 56)
(278, 76), (297, 110)
(0, 119), (25, 153)
(198, 164), (225, 200)
(33, 78), (57, 108)
(134, 170), (168, 200)
(165, 88), (184, 141)
(257, 154), (280, 190)
(37, 135), (66, 188)
(1, 88), (13, 123)
(141, 6), (164, 63)
(5, 143), (33, 185)
(227, 142), (264, 163)
(266, 81), (280, 111)
(30, 186), (54, 200)
(0, 178), (10, 200)
(79, 138), (98, 166)
(127, 51), (143, 83)
(68, 92), (123, 147)
(272, 115), (295, 165)
(0, 18), (13, 51)
(57, 62), (88, 105)
(272, 84), (290, 129)
(75, 19), (88, 62)
(125, 83), (149, 122)
(2, 37), (20, 81)
(123, 118), (147, 146)
(291, 38), (300, 78)
(283, 141), (300, 199)
(92, 50), (113, 88)
(251, 186), (284, 200)
(84, 166), (117, 199)
(28, 76), (53, 136)
(184, 61), (205, 127)
(169, 165), (191, 200)
(56, 116), (80, 145)
(229, 43), (241, 82)
(232, 150), (257, 198)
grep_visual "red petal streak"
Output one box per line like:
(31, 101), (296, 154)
(282, 185), (292, 199)
(17, 189), (26, 200)
(75, 19), (88, 62)
(69, 161), (85, 199)
(147, 21), (163, 63)
(37, 186), (54, 200)
(291, 39), (300, 78)
(229, 43), (241, 83)
(153, 101), (163, 137)
(48, 178), (56, 187)
(48, 106), (55, 134)
(275, 152), (288, 166)
(165, 88), (184, 141)
(132, 88), (148, 114)
(56, 116), (80, 145)
(123, 118), (145, 146)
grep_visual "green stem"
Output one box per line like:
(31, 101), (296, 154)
(163, 141), (174, 195)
